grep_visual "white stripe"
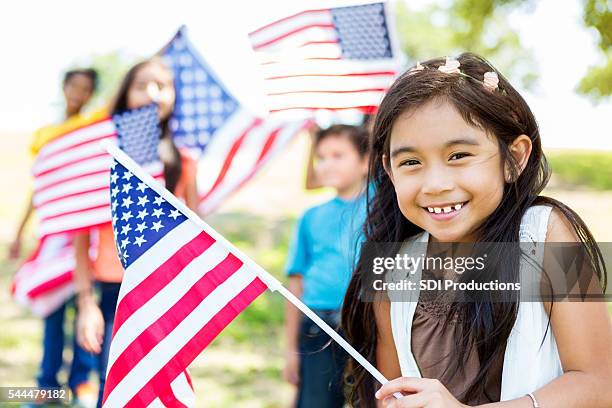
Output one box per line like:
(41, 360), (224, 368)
(264, 75), (393, 94)
(34, 172), (109, 206)
(268, 90), (386, 111)
(256, 42), (341, 64)
(249, 9), (331, 49)
(36, 189), (109, 219)
(108, 241), (229, 368)
(196, 109), (256, 197)
(253, 26), (337, 55)
(36, 120), (116, 160)
(33, 142), (109, 176)
(170, 372), (195, 407)
(103, 266), (258, 407)
(115, 221), (203, 304)
(260, 58), (399, 78)
(34, 155), (111, 190)
(22, 283), (74, 318)
(38, 207), (111, 237)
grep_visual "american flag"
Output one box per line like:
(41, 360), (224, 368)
(161, 26), (310, 214)
(101, 144), (272, 407)
(248, 2), (402, 114)
(13, 105), (163, 317)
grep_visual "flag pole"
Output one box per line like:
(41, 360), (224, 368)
(100, 140), (403, 399)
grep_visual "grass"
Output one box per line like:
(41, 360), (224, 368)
(546, 150), (612, 190)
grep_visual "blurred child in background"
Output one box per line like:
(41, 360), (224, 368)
(72, 57), (198, 408)
(9, 68), (99, 407)
(284, 124), (370, 407)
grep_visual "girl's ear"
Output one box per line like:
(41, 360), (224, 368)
(504, 134), (532, 182)
(382, 154), (395, 185)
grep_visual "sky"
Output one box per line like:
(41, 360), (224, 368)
(1, 0), (611, 150)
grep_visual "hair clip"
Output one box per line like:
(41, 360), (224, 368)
(438, 57), (461, 74)
(483, 71), (499, 92)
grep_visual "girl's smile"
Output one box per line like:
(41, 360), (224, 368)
(422, 200), (469, 221)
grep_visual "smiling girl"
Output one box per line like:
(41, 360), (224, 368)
(341, 53), (612, 407)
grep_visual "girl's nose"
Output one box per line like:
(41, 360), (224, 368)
(146, 82), (161, 102)
(420, 165), (454, 195)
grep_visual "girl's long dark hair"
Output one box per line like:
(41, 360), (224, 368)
(341, 52), (606, 406)
(110, 58), (183, 193)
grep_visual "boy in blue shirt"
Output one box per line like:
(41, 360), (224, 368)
(284, 124), (369, 407)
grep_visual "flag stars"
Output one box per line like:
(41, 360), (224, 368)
(122, 183), (133, 194)
(121, 224), (132, 236)
(122, 171), (134, 181)
(134, 235), (147, 247)
(137, 195), (150, 207)
(135, 222), (147, 233)
(152, 208), (165, 218)
(151, 221), (164, 232)
(137, 209), (149, 220)
(111, 187), (119, 198)
(121, 211), (133, 222)
(153, 196), (164, 206)
(121, 196), (133, 209)
(136, 182), (147, 193)
(169, 209), (181, 220)
(120, 237), (131, 249)
(110, 173), (119, 184)
(110, 161), (117, 170)
(112, 201), (118, 212)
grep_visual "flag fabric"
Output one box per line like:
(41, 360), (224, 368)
(161, 27), (309, 214)
(13, 105), (164, 316)
(248, 2), (402, 114)
(101, 145), (271, 407)
(11, 233), (77, 317)
(31, 104), (163, 239)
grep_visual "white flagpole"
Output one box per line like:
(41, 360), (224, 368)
(101, 140), (403, 399)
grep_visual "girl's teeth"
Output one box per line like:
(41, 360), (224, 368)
(426, 202), (466, 214)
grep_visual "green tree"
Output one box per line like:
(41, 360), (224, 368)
(395, 0), (537, 88)
(578, 0), (612, 101)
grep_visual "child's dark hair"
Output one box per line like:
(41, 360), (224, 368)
(63, 68), (98, 92)
(315, 124), (369, 157)
(341, 52), (606, 406)
(110, 58), (182, 193)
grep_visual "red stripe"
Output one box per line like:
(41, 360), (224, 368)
(200, 118), (261, 202)
(27, 271), (72, 299)
(253, 23), (335, 50)
(264, 71), (396, 80)
(270, 105), (379, 114)
(33, 151), (109, 178)
(39, 201), (109, 222)
(117, 278), (267, 407)
(103, 254), (250, 405)
(248, 8), (329, 36)
(111, 231), (215, 337)
(35, 167), (109, 195)
(299, 40), (338, 48)
(38, 132), (116, 162)
(267, 87), (387, 96)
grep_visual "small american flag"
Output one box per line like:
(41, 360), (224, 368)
(248, 2), (402, 115)
(101, 144), (272, 407)
(161, 26), (310, 214)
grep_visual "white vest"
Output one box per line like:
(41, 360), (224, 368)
(388, 205), (563, 401)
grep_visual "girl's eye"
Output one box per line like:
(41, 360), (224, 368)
(400, 159), (420, 167)
(449, 152), (471, 161)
